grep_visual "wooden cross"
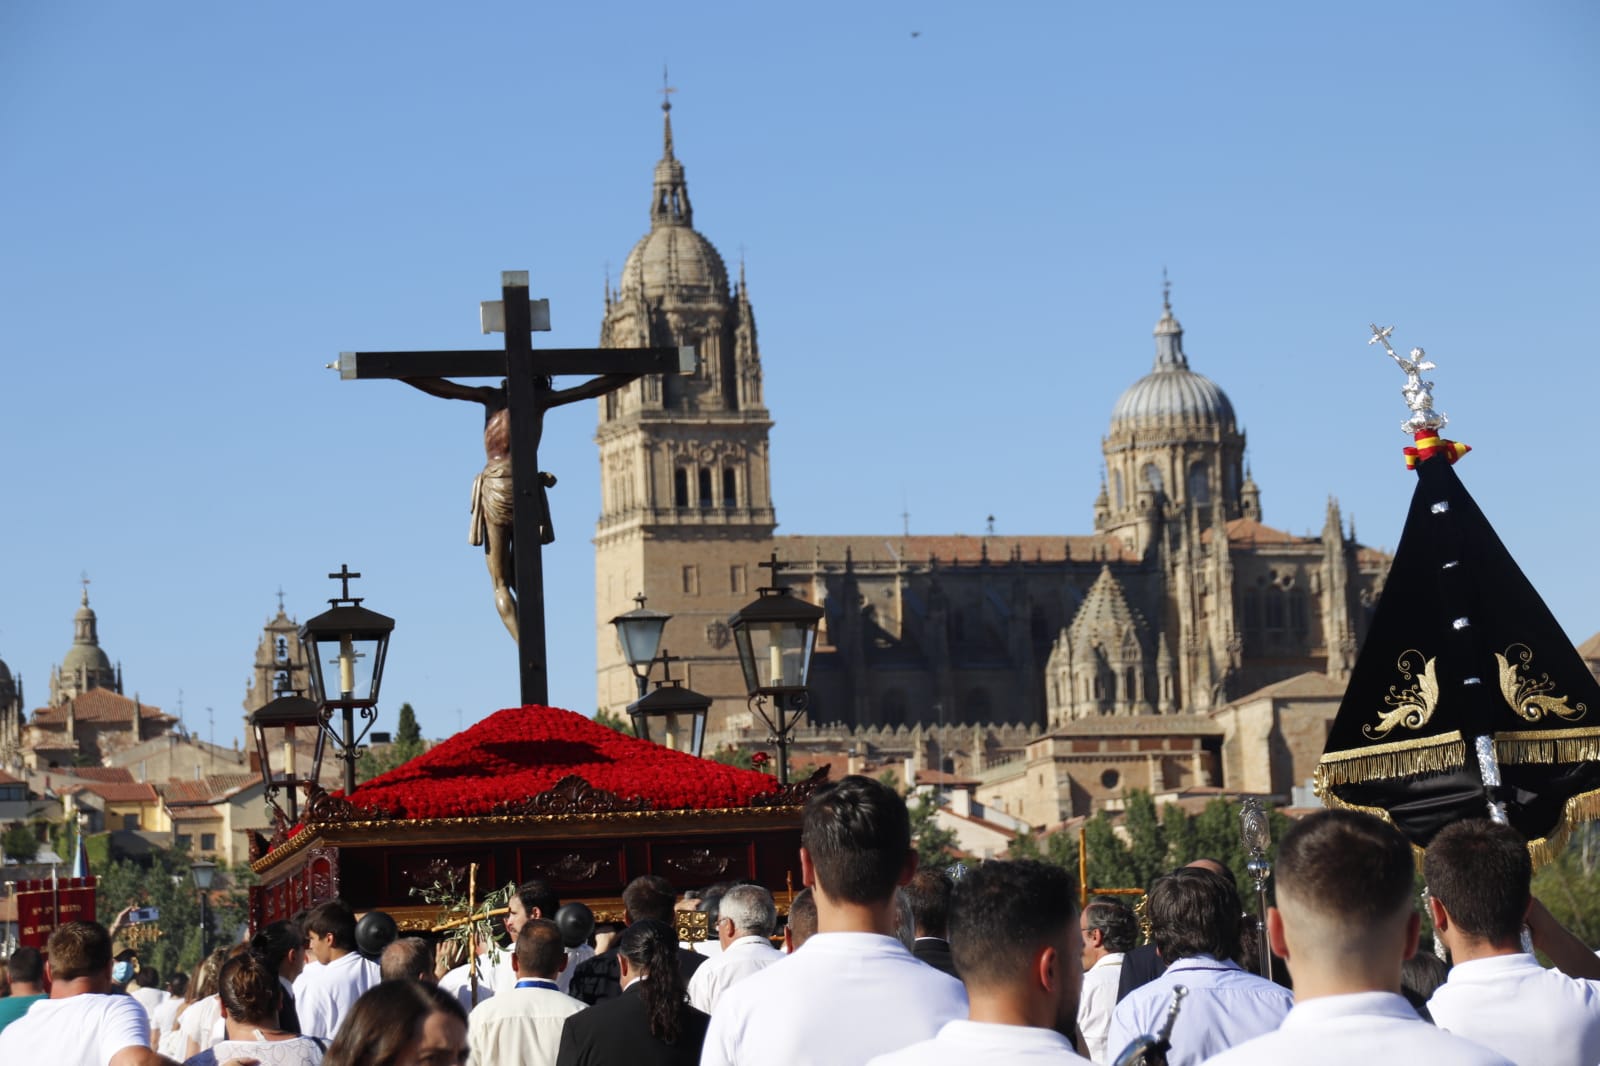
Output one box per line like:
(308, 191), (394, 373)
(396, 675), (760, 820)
(328, 564), (362, 603)
(756, 551), (788, 589)
(337, 271), (693, 708)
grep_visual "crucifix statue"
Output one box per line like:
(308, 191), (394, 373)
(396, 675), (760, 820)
(335, 271), (694, 707)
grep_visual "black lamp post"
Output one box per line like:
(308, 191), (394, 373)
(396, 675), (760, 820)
(626, 651), (712, 757)
(300, 565), (394, 795)
(191, 858), (217, 956)
(610, 592), (671, 700)
(728, 554), (824, 784)
(247, 690), (326, 824)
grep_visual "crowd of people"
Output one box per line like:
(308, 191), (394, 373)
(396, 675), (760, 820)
(3, 773), (1598, 1065)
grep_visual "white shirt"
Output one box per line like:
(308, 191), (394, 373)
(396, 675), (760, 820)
(0, 992), (151, 1066)
(1202, 991), (1513, 1066)
(701, 931), (968, 1066)
(467, 980), (585, 1066)
(1077, 951), (1125, 1063)
(179, 994), (223, 1055)
(867, 1018), (1095, 1066)
(1108, 955), (1292, 1066)
(686, 935), (785, 1014)
(440, 954), (500, 1012)
(297, 950), (382, 1040)
(185, 1034), (328, 1066)
(131, 985), (167, 1017)
(151, 993), (184, 1042)
(1427, 952), (1600, 1066)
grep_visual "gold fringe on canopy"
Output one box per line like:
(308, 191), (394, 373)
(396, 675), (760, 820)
(1493, 728), (1600, 767)
(1524, 787), (1600, 869)
(1314, 731), (1466, 792)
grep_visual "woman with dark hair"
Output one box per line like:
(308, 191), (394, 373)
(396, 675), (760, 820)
(184, 954), (326, 1065)
(322, 979), (468, 1066)
(252, 920), (308, 1034)
(555, 919), (709, 1066)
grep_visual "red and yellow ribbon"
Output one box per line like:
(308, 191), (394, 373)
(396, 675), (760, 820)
(1404, 430), (1471, 470)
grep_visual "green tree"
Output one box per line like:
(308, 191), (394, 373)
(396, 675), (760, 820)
(1535, 823), (1600, 946)
(358, 702), (428, 782)
(1006, 825), (1079, 871)
(1, 822), (39, 863)
(908, 789), (960, 870)
(93, 843), (251, 979)
(1122, 791), (1169, 888)
(709, 746), (755, 770)
(593, 708), (634, 736)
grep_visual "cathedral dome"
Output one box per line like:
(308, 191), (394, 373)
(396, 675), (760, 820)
(62, 588), (114, 680)
(616, 101), (730, 307)
(1110, 300), (1237, 430)
(619, 224), (729, 304)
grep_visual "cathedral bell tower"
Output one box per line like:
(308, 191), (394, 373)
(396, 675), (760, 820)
(594, 97), (777, 741)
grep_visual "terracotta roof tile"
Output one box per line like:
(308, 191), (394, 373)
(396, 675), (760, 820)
(77, 781), (160, 803)
(774, 533), (1139, 567)
(0, 770), (24, 786)
(161, 774), (260, 805)
(64, 767), (135, 784)
(29, 689), (172, 726)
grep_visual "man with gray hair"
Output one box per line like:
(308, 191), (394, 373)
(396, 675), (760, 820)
(1077, 899), (1138, 1062)
(687, 883), (785, 1013)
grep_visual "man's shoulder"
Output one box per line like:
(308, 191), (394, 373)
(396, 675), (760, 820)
(1203, 1016), (1514, 1066)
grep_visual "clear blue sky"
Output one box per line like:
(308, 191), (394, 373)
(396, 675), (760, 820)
(2, 1), (1596, 748)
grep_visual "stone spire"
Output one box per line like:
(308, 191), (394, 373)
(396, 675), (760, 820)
(1153, 272), (1187, 370)
(651, 92), (692, 229)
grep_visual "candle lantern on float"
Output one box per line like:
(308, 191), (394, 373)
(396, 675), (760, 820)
(728, 553), (823, 784)
(300, 565), (394, 794)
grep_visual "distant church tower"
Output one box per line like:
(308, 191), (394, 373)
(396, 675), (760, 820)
(594, 97), (776, 737)
(243, 595), (314, 717)
(0, 654), (22, 771)
(49, 582), (122, 705)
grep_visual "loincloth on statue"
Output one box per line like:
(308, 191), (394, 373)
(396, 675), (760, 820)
(469, 458), (512, 547)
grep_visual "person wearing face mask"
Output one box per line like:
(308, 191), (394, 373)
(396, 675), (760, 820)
(113, 945), (140, 994)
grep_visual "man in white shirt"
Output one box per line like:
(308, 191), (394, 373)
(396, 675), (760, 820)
(1108, 867), (1292, 1066)
(1423, 818), (1600, 1066)
(296, 899), (382, 1040)
(1077, 898), (1136, 1063)
(0, 920), (175, 1066)
(783, 887), (816, 954)
(702, 774), (968, 1066)
(687, 884), (784, 1013)
(1202, 809), (1510, 1066)
(867, 858), (1093, 1066)
(468, 919), (584, 1066)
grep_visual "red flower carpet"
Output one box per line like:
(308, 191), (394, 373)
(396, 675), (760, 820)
(345, 704), (779, 818)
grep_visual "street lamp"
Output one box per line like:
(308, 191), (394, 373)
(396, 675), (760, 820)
(728, 553), (824, 784)
(610, 592), (671, 700)
(627, 651), (712, 757)
(300, 565), (394, 794)
(247, 691), (326, 824)
(191, 858), (217, 956)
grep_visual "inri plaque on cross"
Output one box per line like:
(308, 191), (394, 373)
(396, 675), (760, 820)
(335, 271), (694, 708)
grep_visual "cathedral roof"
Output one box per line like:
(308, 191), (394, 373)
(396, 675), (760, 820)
(1201, 517), (1311, 546)
(1219, 671), (1346, 708)
(774, 533), (1140, 567)
(29, 689), (170, 727)
(617, 100), (730, 306)
(1110, 295), (1237, 430)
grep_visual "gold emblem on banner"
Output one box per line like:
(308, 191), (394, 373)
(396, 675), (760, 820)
(1365, 651), (1439, 740)
(1497, 644), (1587, 723)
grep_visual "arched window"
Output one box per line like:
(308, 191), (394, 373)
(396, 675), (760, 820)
(1143, 463), (1164, 495)
(1265, 586), (1286, 629)
(1112, 470), (1124, 510)
(674, 468), (689, 508)
(722, 468), (738, 508)
(1188, 462), (1211, 504)
(698, 467), (713, 509)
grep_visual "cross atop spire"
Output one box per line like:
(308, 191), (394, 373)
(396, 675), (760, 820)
(660, 65), (677, 160)
(1162, 266), (1172, 312)
(80, 571), (90, 606)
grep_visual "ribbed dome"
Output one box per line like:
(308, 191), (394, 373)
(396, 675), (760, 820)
(63, 641), (113, 678)
(617, 100), (730, 306)
(619, 225), (729, 304)
(62, 588), (114, 680)
(1110, 300), (1236, 429)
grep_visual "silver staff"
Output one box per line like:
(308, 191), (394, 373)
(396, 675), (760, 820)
(1112, 985), (1188, 1066)
(1239, 798), (1273, 979)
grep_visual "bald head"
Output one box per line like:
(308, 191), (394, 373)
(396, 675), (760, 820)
(379, 937), (436, 984)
